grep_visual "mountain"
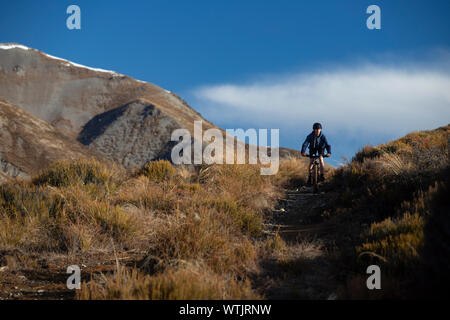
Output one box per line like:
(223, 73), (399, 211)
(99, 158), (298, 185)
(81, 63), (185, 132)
(0, 43), (219, 168)
(0, 43), (302, 177)
(0, 98), (108, 179)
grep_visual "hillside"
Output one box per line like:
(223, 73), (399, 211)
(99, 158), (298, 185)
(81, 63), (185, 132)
(261, 125), (449, 299)
(0, 98), (108, 180)
(325, 124), (449, 298)
(0, 125), (446, 299)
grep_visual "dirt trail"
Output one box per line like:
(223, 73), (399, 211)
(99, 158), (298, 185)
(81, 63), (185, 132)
(0, 251), (144, 300)
(274, 188), (339, 237)
(259, 185), (341, 299)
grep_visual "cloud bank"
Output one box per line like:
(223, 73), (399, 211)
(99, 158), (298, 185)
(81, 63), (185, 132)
(193, 64), (450, 136)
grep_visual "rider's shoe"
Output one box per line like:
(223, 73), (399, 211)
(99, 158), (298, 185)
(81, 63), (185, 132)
(307, 175), (312, 186)
(319, 174), (325, 182)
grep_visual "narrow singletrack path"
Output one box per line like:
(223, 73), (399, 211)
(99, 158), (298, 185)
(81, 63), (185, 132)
(260, 185), (341, 299)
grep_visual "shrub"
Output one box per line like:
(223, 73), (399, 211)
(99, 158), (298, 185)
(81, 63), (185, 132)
(209, 199), (263, 237)
(86, 202), (135, 241)
(32, 159), (115, 188)
(78, 264), (261, 300)
(330, 125), (449, 298)
(352, 145), (381, 163)
(0, 182), (65, 219)
(144, 208), (257, 275)
(138, 160), (176, 182)
(271, 157), (309, 188)
(357, 213), (424, 275)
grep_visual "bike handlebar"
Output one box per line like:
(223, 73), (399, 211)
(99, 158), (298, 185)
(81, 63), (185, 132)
(303, 153), (331, 158)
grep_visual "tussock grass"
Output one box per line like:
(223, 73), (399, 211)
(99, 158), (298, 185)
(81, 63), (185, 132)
(137, 160), (176, 182)
(143, 207), (258, 275)
(353, 126), (448, 170)
(208, 199), (263, 237)
(1, 155), (289, 299)
(78, 263), (261, 300)
(32, 159), (118, 188)
(0, 160), (136, 252)
(271, 157), (310, 188)
(5, 125), (446, 299)
(357, 213), (424, 274)
(331, 125), (449, 298)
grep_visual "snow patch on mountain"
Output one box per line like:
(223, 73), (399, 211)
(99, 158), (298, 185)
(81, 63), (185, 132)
(42, 53), (122, 76)
(0, 43), (177, 92)
(0, 43), (121, 76)
(0, 44), (31, 51)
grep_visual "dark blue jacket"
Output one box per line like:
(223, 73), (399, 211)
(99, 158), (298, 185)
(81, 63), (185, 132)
(301, 131), (331, 154)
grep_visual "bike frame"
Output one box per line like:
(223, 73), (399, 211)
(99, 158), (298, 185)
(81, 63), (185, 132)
(308, 153), (329, 193)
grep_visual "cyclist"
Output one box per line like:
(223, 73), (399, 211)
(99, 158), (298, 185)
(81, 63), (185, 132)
(301, 122), (331, 185)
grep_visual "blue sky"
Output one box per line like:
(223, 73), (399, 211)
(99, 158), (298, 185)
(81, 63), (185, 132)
(1, 0), (449, 165)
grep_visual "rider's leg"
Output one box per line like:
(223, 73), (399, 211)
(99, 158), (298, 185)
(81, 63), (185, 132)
(309, 149), (317, 175)
(319, 155), (325, 181)
(309, 158), (314, 174)
(307, 158), (314, 185)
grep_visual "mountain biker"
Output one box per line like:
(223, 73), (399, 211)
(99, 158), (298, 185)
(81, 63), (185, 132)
(301, 122), (331, 185)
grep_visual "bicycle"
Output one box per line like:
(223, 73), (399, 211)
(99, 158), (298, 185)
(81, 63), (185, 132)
(306, 153), (330, 193)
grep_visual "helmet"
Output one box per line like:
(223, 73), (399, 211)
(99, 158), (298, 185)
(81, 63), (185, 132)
(313, 122), (322, 130)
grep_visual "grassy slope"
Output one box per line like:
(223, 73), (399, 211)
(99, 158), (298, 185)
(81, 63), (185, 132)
(326, 125), (449, 298)
(0, 156), (313, 299)
(0, 125), (447, 299)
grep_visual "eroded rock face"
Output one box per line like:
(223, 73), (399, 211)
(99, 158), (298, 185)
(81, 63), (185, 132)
(0, 158), (29, 179)
(78, 99), (180, 167)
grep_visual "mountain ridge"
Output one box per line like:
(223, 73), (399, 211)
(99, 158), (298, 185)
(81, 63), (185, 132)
(0, 43), (220, 168)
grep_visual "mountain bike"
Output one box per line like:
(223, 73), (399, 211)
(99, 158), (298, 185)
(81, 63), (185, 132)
(308, 153), (330, 193)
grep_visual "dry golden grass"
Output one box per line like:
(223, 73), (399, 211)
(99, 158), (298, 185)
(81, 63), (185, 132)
(1, 157), (293, 299)
(331, 125), (449, 298)
(4, 125), (446, 299)
(78, 262), (261, 300)
(353, 125), (448, 169)
(357, 213), (424, 272)
(137, 160), (177, 182)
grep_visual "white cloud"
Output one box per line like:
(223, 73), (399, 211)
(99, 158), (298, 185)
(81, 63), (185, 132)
(193, 64), (450, 136)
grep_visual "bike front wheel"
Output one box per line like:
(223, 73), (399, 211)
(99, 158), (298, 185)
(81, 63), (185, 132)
(313, 165), (318, 193)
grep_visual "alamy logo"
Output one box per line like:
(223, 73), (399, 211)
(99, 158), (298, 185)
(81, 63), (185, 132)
(171, 121), (280, 175)
(366, 5), (381, 30)
(366, 265), (381, 290)
(66, 265), (81, 290)
(66, 5), (81, 30)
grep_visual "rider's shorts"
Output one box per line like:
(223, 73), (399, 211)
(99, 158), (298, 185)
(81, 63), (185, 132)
(309, 148), (323, 156)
